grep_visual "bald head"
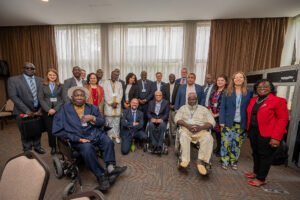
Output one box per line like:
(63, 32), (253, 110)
(187, 92), (198, 106)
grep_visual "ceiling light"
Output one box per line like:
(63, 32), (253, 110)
(41, 0), (49, 2)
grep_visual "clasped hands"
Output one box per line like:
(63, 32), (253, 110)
(187, 124), (204, 134)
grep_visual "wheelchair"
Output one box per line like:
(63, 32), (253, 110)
(143, 122), (170, 155)
(52, 138), (102, 199)
(174, 126), (211, 172)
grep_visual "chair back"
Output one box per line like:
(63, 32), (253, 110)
(0, 151), (50, 200)
(5, 99), (14, 112)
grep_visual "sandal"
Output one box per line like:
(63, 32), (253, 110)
(221, 164), (228, 170)
(247, 179), (266, 187)
(231, 164), (238, 170)
(244, 172), (256, 179)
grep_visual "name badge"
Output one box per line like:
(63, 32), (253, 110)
(142, 89), (146, 92)
(81, 122), (88, 127)
(50, 98), (57, 102)
(214, 103), (218, 107)
(112, 93), (117, 97)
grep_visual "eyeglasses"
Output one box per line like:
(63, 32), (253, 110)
(24, 67), (35, 70)
(155, 95), (162, 96)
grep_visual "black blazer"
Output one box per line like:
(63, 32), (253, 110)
(121, 109), (144, 132)
(137, 79), (153, 102)
(122, 84), (139, 107)
(62, 77), (87, 103)
(147, 99), (169, 122)
(151, 81), (166, 99)
(163, 82), (180, 105)
(38, 84), (64, 112)
(8, 75), (43, 115)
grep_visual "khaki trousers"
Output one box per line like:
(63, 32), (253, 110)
(179, 128), (213, 164)
(168, 110), (176, 136)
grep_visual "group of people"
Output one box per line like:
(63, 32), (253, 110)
(8, 62), (289, 190)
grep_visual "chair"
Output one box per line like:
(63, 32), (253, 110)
(0, 99), (14, 129)
(0, 151), (50, 200)
(66, 190), (105, 200)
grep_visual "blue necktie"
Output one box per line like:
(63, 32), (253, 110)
(29, 78), (38, 107)
(132, 111), (136, 123)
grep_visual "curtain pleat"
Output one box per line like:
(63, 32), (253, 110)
(207, 18), (288, 78)
(0, 26), (57, 77)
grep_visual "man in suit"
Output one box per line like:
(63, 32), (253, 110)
(120, 98), (147, 155)
(151, 72), (166, 95)
(163, 73), (180, 136)
(203, 74), (214, 107)
(81, 69), (87, 81)
(175, 67), (188, 85)
(147, 91), (169, 153)
(137, 70), (153, 127)
(175, 73), (204, 110)
(8, 62), (46, 153)
(62, 66), (87, 103)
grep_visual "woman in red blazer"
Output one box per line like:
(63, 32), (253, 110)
(246, 79), (288, 187)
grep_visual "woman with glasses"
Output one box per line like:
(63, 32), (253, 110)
(245, 79), (288, 187)
(38, 68), (63, 155)
(219, 71), (252, 170)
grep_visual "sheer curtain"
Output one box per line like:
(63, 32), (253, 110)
(281, 15), (300, 66)
(55, 24), (102, 81)
(195, 22), (211, 84)
(107, 23), (184, 81)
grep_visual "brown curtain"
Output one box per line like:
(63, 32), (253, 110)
(207, 18), (288, 78)
(0, 25), (57, 77)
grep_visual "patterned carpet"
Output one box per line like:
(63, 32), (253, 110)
(1, 120), (300, 200)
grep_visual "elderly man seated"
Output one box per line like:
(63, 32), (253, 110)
(120, 98), (147, 155)
(175, 92), (215, 175)
(147, 91), (169, 154)
(52, 86), (127, 191)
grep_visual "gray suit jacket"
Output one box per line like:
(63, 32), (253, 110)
(62, 77), (87, 103)
(8, 74), (43, 115)
(38, 84), (64, 112)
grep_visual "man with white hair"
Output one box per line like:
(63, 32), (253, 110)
(175, 92), (215, 175)
(52, 86), (127, 191)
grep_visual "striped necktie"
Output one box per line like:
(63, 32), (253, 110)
(29, 77), (38, 107)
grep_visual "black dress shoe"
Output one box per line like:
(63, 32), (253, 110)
(50, 148), (56, 155)
(97, 174), (110, 191)
(34, 147), (46, 154)
(108, 166), (127, 176)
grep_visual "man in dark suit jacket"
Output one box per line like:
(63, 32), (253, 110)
(62, 66), (87, 103)
(175, 67), (188, 85)
(114, 68), (126, 89)
(163, 73), (180, 136)
(137, 71), (153, 127)
(120, 98), (147, 155)
(151, 72), (166, 97)
(8, 62), (45, 153)
(175, 73), (204, 110)
(147, 91), (169, 153)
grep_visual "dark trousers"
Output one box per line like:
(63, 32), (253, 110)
(43, 113), (56, 148)
(249, 129), (277, 181)
(212, 130), (221, 154)
(16, 116), (42, 151)
(148, 121), (167, 148)
(72, 133), (115, 178)
(120, 129), (147, 155)
(138, 103), (148, 129)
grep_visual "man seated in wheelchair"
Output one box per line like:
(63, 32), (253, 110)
(52, 86), (127, 191)
(120, 98), (147, 155)
(147, 91), (170, 154)
(175, 92), (215, 176)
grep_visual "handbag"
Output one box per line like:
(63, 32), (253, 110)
(21, 117), (45, 139)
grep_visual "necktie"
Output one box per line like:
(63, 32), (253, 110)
(132, 111), (136, 123)
(142, 80), (145, 90)
(181, 78), (184, 84)
(29, 78), (38, 107)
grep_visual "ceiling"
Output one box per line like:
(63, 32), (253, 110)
(0, 0), (299, 26)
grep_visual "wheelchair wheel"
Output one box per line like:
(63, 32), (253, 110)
(53, 155), (64, 179)
(63, 182), (76, 199)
